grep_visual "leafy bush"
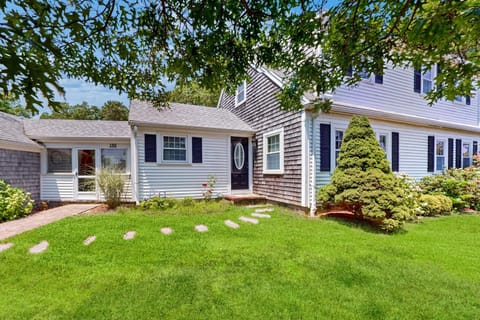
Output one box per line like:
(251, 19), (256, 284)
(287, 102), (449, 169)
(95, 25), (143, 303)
(419, 168), (480, 211)
(317, 116), (416, 231)
(0, 179), (34, 222)
(181, 196), (195, 206)
(97, 169), (126, 209)
(419, 194), (453, 216)
(138, 196), (179, 210)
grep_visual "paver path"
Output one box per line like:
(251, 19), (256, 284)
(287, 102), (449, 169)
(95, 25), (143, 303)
(251, 213), (271, 218)
(224, 220), (240, 229)
(83, 236), (97, 246)
(123, 231), (136, 240)
(195, 225), (209, 232)
(29, 240), (49, 254)
(0, 204), (99, 241)
(239, 216), (259, 224)
(160, 227), (173, 235)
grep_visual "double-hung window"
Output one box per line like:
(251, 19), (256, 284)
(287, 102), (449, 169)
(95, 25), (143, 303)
(463, 142), (471, 168)
(163, 136), (187, 162)
(422, 66), (434, 94)
(335, 130), (344, 166)
(235, 81), (247, 107)
(436, 139), (446, 172)
(263, 129), (284, 174)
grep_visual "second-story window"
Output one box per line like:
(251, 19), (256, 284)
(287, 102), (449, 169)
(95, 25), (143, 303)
(414, 65), (435, 94)
(235, 81), (247, 107)
(422, 66), (434, 94)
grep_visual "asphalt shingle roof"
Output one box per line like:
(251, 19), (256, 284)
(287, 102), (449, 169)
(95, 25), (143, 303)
(129, 100), (254, 133)
(0, 112), (40, 147)
(23, 119), (131, 139)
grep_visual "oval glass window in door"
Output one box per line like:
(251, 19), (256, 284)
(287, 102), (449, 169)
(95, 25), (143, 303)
(234, 143), (245, 170)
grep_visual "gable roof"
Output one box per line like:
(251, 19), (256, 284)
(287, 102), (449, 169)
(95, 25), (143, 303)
(0, 112), (42, 149)
(129, 100), (254, 133)
(23, 119), (131, 140)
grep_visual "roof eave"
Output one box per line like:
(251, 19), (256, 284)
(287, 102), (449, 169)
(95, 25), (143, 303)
(128, 120), (255, 135)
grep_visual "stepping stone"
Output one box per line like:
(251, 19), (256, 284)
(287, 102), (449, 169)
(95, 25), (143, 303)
(255, 208), (274, 213)
(123, 231), (136, 240)
(195, 225), (209, 232)
(83, 236), (96, 246)
(160, 227), (173, 235)
(251, 213), (271, 218)
(29, 241), (48, 254)
(224, 220), (240, 229)
(239, 216), (259, 224)
(0, 243), (13, 253)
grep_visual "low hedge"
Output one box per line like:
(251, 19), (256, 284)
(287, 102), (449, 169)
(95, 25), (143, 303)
(0, 179), (34, 222)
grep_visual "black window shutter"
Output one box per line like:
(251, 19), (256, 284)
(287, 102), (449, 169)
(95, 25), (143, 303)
(466, 96), (471, 105)
(346, 65), (353, 77)
(375, 74), (383, 84)
(192, 137), (203, 163)
(320, 124), (331, 171)
(427, 136), (434, 172)
(436, 64), (442, 89)
(448, 138), (454, 168)
(391, 132), (399, 172)
(473, 141), (478, 156)
(414, 68), (422, 93)
(144, 134), (157, 162)
(455, 139), (462, 168)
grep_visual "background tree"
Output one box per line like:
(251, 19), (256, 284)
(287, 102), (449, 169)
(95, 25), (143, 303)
(1, 1), (478, 114)
(0, 95), (32, 118)
(101, 101), (129, 121)
(40, 102), (101, 120)
(317, 116), (416, 231)
(168, 82), (220, 107)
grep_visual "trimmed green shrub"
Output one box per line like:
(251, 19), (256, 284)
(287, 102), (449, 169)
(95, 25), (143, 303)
(317, 116), (416, 231)
(138, 196), (179, 210)
(97, 169), (126, 209)
(419, 194), (453, 216)
(419, 167), (480, 211)
(0, 179), (34, 222)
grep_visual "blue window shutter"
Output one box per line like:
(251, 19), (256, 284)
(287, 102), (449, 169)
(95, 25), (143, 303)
(192, 137), (203, 163)
(448, 138), (454, 168)
(473, 141), (478, 156)
(144, 134), (157, 162)
(436, 64), (442, 89)
(391, 132), (399, 172)
(455, 139), (462, 168)
(375, 74), (383, 84)
(427, 136), (434, 172)
(466, 96), (471, 105)
(414, 68), (422, 93)
(346, 65), (353, 77)
(320, 124), (331, 171)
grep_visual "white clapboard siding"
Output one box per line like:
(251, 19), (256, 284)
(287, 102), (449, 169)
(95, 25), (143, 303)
(136, 131), (230, 200)
(312, 112), (480, 189)
(332, 65), (478, 127)
(41, 175), (75, 201)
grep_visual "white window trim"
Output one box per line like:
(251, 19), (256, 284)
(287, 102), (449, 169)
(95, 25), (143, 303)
(419, 65), (436, 95)
(332, 128), (346, 171)
(263, 128), (284, 175)
(235, 80), (247, 107)
(461, 139), (472, 168)
(435, 137), (447, 173)
(376, 132), (391, 161)
(161, 135), (189, 163)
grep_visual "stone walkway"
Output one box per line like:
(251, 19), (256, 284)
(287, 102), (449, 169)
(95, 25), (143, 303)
(0, 204), (99, 241)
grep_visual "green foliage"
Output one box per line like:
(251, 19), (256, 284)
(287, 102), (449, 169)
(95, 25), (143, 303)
(317, 116), (416, 231)
(101, 100), (129, 121)
(181, 197), (195, 207)
(97, 169), (126, 209)
(138, 197), (179, 211)
(2, 1), (478, 114)
(419, 194), (453, 216)
(419, 168), (480, 211)
(0, 179), (34, 222)
(0, 94), (32, 117)
(41, 102), (101, 120)
(168, 82), (220, 107)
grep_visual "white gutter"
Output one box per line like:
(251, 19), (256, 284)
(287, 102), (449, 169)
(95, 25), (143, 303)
(309, 112), (319, 216)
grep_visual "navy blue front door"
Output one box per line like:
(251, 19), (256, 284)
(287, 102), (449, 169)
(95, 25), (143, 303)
(231, 137), (249, 190)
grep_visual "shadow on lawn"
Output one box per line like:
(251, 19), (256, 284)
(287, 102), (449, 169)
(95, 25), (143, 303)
(324, 213), (408, 235)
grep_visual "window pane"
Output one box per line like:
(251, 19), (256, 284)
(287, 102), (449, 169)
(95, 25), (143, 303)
(78, 178), (96, 192)
(379, 135), (387, 151)
(267, 153), (280, 170)
(436, 141), (444, 156)
(78, 150), (95, 176)
(163, 149), (186, 161)
(463, 143), (470, 157)
(335, 131), (343, 150)
(359, 68), (369, 79)
(436, 157), (445, 171)
(423, 79), (432, 93)
(236, 83), (245, 104)
(47, 149), (72, 173)
(267, 134), (280, 153)
(101, 149), (127, 172)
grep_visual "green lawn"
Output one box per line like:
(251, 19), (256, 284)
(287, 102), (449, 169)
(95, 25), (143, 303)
(1, 203), (480, 319)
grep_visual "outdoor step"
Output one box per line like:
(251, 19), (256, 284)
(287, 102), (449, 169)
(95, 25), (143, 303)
(224, 220), (240, 229)
(160, 227), (173, 235)
(251, 213), (271, 218)
(83, 236), (96, 246)
(123, 231), (136, 240)
(239, 216), (259, 224)
(29, 241), (48, 254)
(0, 243), (13, 253)
(245, 204), (274, 208)
(195, 225), (209, 232)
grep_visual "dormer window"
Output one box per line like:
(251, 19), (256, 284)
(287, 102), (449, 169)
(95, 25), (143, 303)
(235, 81), (247, 107)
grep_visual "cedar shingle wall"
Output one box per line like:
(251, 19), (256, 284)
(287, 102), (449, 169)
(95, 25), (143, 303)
(0, 148), (40, 202)
(219, 70), (303, 206)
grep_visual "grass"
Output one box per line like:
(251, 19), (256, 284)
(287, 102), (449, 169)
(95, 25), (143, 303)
(1, 202), (480, 319)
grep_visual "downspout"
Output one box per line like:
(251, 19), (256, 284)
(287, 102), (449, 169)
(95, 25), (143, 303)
(309, 112), (319, 217)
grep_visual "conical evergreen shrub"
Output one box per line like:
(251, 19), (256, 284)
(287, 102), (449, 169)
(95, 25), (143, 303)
(317, 116), (414, 231)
